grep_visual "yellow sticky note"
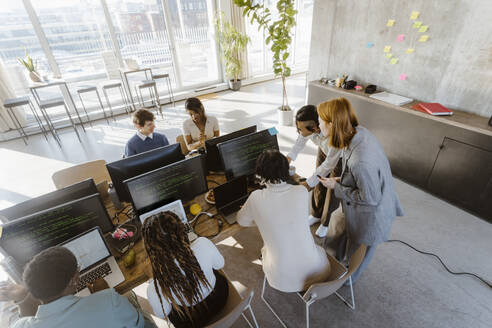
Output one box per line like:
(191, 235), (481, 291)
(390, 58), (399, 65)
(385, 53), (393, 58)
(406, 48), (415, 54)
(386, 19), (395, 27)
(0, 226), (2, 238)
(419, 35), (429, 42)
(410, 11), (420, 20)
(413, 21), (422, 28)
(384, 45), (391, 53)
(418, 25), (429, 33)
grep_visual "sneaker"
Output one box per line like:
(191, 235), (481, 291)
(308, 215), (320, 226)
(315, 225), (328, 238)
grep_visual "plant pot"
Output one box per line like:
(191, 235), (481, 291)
(228, 79), (242, 91)
(278, 107), (293, 126)
(29, 71), (41, 82)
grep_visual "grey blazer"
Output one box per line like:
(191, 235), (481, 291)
(334, 126), (404, 245)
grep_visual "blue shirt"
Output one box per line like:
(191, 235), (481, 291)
(125, 132), (169, 157)
(10, 289), (153, 328)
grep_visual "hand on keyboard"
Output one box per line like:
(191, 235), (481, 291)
(87, 278), (109, 294)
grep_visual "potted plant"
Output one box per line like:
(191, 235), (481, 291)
(214, 11), (250, 91)
(233, 0), (297, 125)
(18, 50), (41, 82)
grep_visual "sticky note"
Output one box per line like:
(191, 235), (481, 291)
(386, 19), (395, 27)
(355, 85), (363, 90)
(366, 42), (374, 48)
(268, 127), (278, 135)
(385, 53), (393, 58)
(399, 74), (408, 81)
(419, 35), (429, 42)
(390, 58), (399, 65)
(406, 48), (415, 54)
(418, 25), (429, 33)
(410, 11), (420, 20)
(397, 34), (405, 42)
(384, 45), (391, 53)
(0, 226), (2, 238)
(413, 21), (422, 28)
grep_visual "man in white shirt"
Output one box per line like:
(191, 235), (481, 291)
(286, 105), (343, 237)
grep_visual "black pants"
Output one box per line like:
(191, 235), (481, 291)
(312, 148), (343, 227)
(168, 270), (229, 328)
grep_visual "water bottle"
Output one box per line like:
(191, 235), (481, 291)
(108, 183), (123, 210)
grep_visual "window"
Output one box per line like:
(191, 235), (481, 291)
(30, 0), (112, 80)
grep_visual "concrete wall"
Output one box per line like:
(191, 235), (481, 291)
(308, 0), (492, 117)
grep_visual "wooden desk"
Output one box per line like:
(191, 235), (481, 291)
(105, 173), (244, 294)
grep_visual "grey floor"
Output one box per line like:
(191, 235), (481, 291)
(0, 75), (491, 327)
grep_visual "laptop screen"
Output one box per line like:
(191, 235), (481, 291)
(62, 228), (111, 272)
(214, 176), (248, 209)
(138, 199), (188, 225)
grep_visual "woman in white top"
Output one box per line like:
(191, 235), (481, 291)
(182, 97), (220, 151)
(287, 105), (343, 237)
(143, 211), (228, 328)
(237, 150), (331, 292)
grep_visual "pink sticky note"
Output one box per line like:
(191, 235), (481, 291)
(399, 74), (408, 81)
(397, 34), (405, 42)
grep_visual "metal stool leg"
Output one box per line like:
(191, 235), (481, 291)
(119, 85), (131, 114)
(39, 106), (62, 146)
(6, 108), (28, 145)
(70, 102), (86, 132)
(28, 102), (49, 141)
(62, 103), (82, 142)
(152, 83), (162, 117)
(77, 92), (93, 127)
(94, 89), (110, 124)
(261, 276), (287, 328)
(103, 88), (117, 121)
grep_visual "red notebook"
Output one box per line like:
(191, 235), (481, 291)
(413, 102), (453, 116)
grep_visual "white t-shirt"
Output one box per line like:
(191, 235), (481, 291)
(237, 182), (331, 292)
(287, 132), (343, 188)
(147, 237), (225, 318)
(182, 115), (219, 142)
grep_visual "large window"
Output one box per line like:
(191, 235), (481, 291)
(168, 0), (219, 86)
(30, 0), (112, 80)
(0, 0), (50, 93)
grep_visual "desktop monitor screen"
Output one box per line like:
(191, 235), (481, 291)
(106, 144), (184, 203)
(0, 194), (113, 269)
(124, 155), (208, 215)
(0, 179), (98, 223)
(217, 129), (279, 180)
(205, 125), (257, 172)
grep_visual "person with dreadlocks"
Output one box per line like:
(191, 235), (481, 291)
(143, 211), (228, 327)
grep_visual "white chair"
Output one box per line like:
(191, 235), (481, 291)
(261, 245), (367, 328)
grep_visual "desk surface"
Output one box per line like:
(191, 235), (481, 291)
(105, 173), (242, 294)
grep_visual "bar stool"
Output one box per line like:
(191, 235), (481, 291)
(77, 85), (111, 125)
(135, 79), (162, 117)
(102, 81), (131, 119)
(3, 96), (48, 144)
(151, 73), (175, 106)
(39, 97), (82, 143)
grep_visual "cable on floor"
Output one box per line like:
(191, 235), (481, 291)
(386, 239), (492, 289)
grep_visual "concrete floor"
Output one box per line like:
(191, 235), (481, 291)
(0, 75), (490, 327)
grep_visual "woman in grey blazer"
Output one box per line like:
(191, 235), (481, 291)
(317, 97), (404, 283)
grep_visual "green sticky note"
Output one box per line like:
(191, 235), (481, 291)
(418, 25), (429, 33)
(385, 53), (393, 58)
(390, 58), (399, 65)
(413, 21), (422, 28)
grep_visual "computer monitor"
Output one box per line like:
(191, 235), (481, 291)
(124, 155), (208, 216)
(205, 125), (257, 172)
(0, 179), (98, 223)
(217, 129), (279, 180)
(0, 193), (113, 269)
(106, 144), (184, 203)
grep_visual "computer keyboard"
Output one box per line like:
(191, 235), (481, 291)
(76, 262), (112, 292)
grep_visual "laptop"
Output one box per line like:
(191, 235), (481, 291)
(214, 176), (249, 224)
(61, 227), (125, 297)
(138, 199), (198, 241)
